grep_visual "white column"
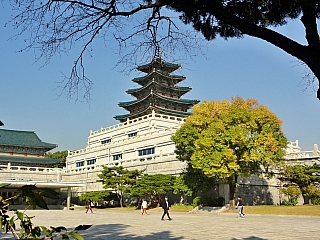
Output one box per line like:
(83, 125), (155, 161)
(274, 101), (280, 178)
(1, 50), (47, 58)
(66, 186), (71, 210)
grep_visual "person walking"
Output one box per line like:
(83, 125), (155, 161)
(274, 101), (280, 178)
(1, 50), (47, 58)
(161, 196), (172, 221)
(141, 199), (148, 215)
(235, 196), (244, 218)
(86, 199), (93, 214)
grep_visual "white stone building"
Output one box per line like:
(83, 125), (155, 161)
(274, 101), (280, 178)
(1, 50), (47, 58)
(66, 111), (187, 175)
(64, 57), (199, 194)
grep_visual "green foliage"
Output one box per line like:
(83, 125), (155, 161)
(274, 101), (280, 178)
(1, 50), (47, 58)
(80, 191), (117, 203)
(0, 184), (91, 239)
(172, 98), (287, 200)
(173, 166), (216, 198)
(192, 196), (225, 207)
(97, 166), (143, 207)
(45, 150), (68, 168)
(279, 163), (320, 204)
(130, 174), (176, 206)
(192, 197), (202, 207)
(281, 185), (301, 206)
(303, 184), (320, 205)
(16, 185), (60, 210)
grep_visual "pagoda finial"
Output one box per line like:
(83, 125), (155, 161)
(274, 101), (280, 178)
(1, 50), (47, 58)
(155, 46), (162, 59)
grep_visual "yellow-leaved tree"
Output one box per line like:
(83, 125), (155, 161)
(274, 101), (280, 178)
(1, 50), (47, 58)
(172, 97), (288, 204)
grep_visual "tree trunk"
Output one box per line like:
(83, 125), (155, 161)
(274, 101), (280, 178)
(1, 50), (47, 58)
(228, 175), (238, 207)
(118, 191), (123, 207)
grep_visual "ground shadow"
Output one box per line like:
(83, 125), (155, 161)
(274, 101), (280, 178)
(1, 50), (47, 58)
(0, 223), (183, 240)
(231, 237), (266, 240)
(78, 223), (184, 239)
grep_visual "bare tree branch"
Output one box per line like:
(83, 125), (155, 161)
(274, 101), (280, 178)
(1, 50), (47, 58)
(6, 0), (205, 101)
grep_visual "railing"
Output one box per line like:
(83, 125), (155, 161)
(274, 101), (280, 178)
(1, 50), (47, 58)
(0, 165), (61, 182)
(88, 112), (184, 137)
(68, 127), (178, 157)
(64, 153), (178, 174)
(0, 165), (56, 172)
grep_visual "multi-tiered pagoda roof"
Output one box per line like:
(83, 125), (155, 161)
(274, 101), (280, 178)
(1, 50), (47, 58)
(114, 57), (199, 122)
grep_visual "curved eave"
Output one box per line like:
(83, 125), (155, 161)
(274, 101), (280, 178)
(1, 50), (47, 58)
(118, 92), (199, 108)
(153, 106), (191, 116)
(114, 107), (153, 121)
(126, 81), (192, 95)
(137, 59), (181, 73)
(0, 143), (57, 150)
(132, 71), (185, 85)
(0, 155), (60, 165)
(154, 93), (200, 105)
(118, 93), (152, 107)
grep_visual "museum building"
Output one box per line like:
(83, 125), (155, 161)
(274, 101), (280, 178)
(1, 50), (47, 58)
(64, 57), (200, 189)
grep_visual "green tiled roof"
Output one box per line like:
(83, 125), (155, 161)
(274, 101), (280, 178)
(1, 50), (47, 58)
(0, 129), (57, 149)
(132, 71), (185, 84)
(126, 81), (191, 94)
(137, 58), (180, 73)
(0, 155), (60, 165)
(118, 92), (199, 107)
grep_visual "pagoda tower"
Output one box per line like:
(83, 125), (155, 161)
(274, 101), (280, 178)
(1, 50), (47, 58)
(114, 57), (200, 122)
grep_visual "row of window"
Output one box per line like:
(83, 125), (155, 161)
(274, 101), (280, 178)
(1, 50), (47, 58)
(101, 139), (112, 144)
(75, 148), (155, 167)
(76, 159), (96, 167)
(100, 132), (138, 145)
(128, 132), (137, 137)
(138, 147), (155, 156)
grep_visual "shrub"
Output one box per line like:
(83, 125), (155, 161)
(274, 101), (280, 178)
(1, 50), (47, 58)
(192, 196), (202, 207)
(281, 185), (301, 206)
(303, 184), (320, 205)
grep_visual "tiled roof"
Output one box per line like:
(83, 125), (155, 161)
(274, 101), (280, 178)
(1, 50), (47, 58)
(118, 92), (200, 107)
(132, 71), (185, 84)
(0, 155), (60, 165)
(137, 58), (181, 73)
(0, 129), (57, 149)
(126, 81), (191, 94)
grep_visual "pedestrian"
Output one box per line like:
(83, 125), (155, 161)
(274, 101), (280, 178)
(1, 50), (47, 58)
(141, 199), (148, 215)
(161, 196), (172, 221)
(235, 196), (244, 218)
(86, 199), (93, 213)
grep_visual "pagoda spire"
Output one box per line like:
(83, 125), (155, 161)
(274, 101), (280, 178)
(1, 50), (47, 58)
(114, 57), (199, 122)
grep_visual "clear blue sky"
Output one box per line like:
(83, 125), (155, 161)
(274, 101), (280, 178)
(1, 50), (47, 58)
(1, 4), (319, 152)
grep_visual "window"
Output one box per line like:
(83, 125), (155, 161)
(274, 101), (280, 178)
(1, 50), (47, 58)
(87, 159), (96, 165)
(113, 154), (122, 161)
(76, 161), (85, 167)
(128, 132), (137, 138)
(101, 139), (112, 144)
(138, 147), (155, 156)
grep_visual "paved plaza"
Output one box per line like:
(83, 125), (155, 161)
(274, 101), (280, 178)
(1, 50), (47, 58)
(0, 208), (319, 239)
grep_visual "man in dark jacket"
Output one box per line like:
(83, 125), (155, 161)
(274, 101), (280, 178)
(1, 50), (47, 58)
(161, 196), (172, 220)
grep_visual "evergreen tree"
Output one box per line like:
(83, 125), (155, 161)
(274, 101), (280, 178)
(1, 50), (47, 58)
(97, 166), (143, 207)
(130, 174), (176, 206)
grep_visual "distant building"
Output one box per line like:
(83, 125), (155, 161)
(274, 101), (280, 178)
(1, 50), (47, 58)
(65, 57), (200, 192)
(0, 129), (59, 167)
